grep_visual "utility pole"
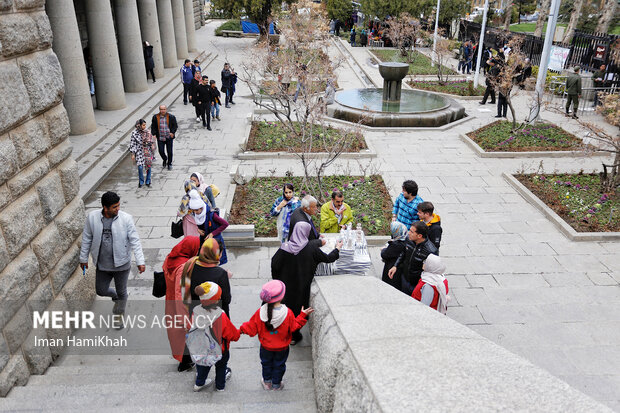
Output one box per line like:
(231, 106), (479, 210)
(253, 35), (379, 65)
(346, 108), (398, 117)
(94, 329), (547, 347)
(528, 0), (561, 121)
(473, 0), (489, 88)
(432, 0), (441, 67)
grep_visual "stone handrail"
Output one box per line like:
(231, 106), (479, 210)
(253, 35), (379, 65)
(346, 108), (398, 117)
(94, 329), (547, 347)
(309, 275), (612, 412)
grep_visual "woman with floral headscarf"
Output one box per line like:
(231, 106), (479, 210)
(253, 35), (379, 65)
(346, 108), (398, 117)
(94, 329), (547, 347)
(380, 221), (408, 290)
(129, 119), (156, 188)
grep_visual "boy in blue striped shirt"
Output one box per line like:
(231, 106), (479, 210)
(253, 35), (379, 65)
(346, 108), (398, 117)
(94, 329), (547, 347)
(392, 180), (423, 229)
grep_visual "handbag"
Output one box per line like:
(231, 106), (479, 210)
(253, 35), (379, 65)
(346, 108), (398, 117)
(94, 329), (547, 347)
(152, 271), (166, 298)
(171, 219), (184, 238)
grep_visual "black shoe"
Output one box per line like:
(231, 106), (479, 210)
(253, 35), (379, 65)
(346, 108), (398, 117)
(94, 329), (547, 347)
(495, 115), (502, 118)
(573, 115), (579, 119)
(479, 101), (486, 105)
(146, 183), (151, 188)
(178, 361), (194, 372)
(184, 101), (188, 105)
(207, 127), (212, 131)
(153, 80), (156, 83)
(225, 105), (231, 108)
(489, 101), (495, 104)
(162, 160), (167, 168)
(138, 184), (143, 188)
(203, 123), (207, 127)
(230, 101), (235, 105)
(168, 165), (172, 170)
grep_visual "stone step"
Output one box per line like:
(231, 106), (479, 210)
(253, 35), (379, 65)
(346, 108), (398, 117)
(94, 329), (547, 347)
(1, 379), (316, 411)
(28, 360), (313, 383)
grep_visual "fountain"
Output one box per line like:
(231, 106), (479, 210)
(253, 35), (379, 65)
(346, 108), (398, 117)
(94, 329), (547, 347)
(332, 62), (466, 127)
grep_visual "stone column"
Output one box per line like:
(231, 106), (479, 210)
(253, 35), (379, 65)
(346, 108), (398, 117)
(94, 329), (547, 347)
(114, 0), (149, 93)
(137, 0), (165, 78)
(46, 0), (97, 134)
(171, 0), (189, 59)
(84, 0), (126, 110)
(183, 0), (197, 52)
(156, 0), (178, 68)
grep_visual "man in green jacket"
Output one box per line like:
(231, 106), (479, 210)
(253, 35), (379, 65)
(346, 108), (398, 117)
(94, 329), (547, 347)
(565, 66), (582, 119)
(320, 190), (353, 233)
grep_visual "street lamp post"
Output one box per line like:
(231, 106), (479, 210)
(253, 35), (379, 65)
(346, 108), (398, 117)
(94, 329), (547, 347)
(473, 0), (490, 88)
(432, 0), (441, 66)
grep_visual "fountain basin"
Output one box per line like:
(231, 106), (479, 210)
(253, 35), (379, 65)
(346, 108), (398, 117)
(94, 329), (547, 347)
(378, 62), (409, 81)
(333, 88), (466, 127)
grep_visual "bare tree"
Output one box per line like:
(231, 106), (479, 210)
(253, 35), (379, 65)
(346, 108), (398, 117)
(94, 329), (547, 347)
(241, 0), (362, 201)
(533, 0), (550, 38)
(596, 0), (617, 33)
(503, 0), (513, 30)
(562, 0), (584, 44)
(385, 13), (423, 64)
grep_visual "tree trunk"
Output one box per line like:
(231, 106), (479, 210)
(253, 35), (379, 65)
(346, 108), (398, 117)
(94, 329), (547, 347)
(534, 0), (551, 38)
(596, 0), (617, 33)
(506, 93), (517, 129)
(504, 0), (513, 31)
(562, 0), (584, 44)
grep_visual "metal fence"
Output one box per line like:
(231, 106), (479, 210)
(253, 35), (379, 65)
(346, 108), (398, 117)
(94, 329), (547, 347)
(547, 75), (619, 117)
(459, 21), (620, 77)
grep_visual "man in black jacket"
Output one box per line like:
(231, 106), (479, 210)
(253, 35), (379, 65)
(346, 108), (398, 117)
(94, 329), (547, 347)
(387, 221), (438, 296)
(150, 105), (178, 170)
(288, 195), (320, 241)
(480, 59), (498, 105)
(195, 75), (212, 130)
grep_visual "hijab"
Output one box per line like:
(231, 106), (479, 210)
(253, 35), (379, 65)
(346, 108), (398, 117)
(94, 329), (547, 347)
(198, 238), (220, 265)
(188, 190), (207, 225)
(390, 221), (408, 241)
(191, 172), (207, 193)
(178, 180), (211, 217)
(164, 236), (201, 274)
(420, 254), (449, 315)
(280, 221), (311, 255)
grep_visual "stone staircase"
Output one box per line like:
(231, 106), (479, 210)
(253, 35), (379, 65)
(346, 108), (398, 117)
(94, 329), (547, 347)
(0, 279), (317, 412)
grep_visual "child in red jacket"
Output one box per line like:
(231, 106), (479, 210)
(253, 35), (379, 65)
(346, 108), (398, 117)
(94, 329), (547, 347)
(240, 280), (313, 391)
(188, 281), (240, 392)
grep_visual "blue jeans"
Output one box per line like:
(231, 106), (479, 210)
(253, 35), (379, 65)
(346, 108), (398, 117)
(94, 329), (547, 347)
(195, 350), (229, 390)
(259, 346), (289, 387)
(211, 102), (220, 118)
(137, 165), (151, 185)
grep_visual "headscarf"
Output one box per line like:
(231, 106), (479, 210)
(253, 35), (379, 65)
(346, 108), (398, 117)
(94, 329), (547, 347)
(420, 254), (449, 315)
(190, 172), (207, 193)
(188, 190), (207, 225)
(198, 238), (220, 265)
(164, 236), (201, 274)
(178, 180), (211, 216)
(281, 221), (311, 255)
(390, 221), (408, 241)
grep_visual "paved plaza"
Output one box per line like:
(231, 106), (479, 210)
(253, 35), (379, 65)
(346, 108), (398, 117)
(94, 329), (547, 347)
(2, 20), (619, 411)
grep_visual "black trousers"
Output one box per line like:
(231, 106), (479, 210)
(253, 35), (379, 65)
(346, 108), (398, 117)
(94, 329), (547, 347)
(157, 139), (173, 166)
(497, 93), (508, 117)
(482, 86), (495, 104)
(183, 83), (191, 103)
(194, 104), (201, 118)
(146, 68), (155, 82)
(199, 104), (211, 127)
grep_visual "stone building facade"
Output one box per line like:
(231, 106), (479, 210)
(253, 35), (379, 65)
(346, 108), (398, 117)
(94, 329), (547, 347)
(0, 0), (95, 397)
(0, 0), (204, 397)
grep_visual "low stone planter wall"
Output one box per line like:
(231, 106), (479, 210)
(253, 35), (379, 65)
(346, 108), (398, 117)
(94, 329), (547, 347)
(309, 275), (612, 412)
(460, 134), (610, 158)
(503, 173), (620, 241)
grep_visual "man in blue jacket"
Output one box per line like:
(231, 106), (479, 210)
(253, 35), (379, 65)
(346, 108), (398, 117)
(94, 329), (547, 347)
(181, 59), (193, 104)
(80, 192), (145, 328)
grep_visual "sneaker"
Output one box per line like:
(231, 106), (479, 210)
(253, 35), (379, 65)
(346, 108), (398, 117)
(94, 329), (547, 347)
(225, 367), (232, 381)
(168, 165), (172, 170)
(207, 127), (212, 131)
(225, 105), (231, 108)
(573, 115), (579, 119)
(196, 117), (200, 122)
(261, 378), (272, 390)
(177, 361), (195, 372)
(216, 116), (221, 121)
(216, 388), (225, 392)
(272, 382), (284, 391)
(193, 378), (213, 392)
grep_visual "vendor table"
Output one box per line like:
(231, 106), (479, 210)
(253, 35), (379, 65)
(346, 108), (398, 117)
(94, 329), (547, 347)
(315, 232), (372, 276)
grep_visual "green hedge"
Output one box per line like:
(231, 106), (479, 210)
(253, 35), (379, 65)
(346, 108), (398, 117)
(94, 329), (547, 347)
(215, 20), (242, 36)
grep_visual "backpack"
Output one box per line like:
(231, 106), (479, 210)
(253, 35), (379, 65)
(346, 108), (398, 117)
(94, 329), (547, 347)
(186, 306), (223, 367)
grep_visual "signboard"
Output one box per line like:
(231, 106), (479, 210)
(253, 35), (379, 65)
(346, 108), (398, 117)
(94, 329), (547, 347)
(593, 44), (607, 60)
(549, 45), (571, 72)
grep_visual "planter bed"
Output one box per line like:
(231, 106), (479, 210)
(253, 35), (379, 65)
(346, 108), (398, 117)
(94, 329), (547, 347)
(467, 120), (583, 153)
(228, 175), (393, 237)
(407, 79), (485, 97)
(505, 172), (620, 240)
(370, 49), (456, 76)
(244, 120), (368, 153)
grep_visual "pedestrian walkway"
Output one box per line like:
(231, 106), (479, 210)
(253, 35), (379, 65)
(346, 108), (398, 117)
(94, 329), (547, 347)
(2, 22), (619, 411)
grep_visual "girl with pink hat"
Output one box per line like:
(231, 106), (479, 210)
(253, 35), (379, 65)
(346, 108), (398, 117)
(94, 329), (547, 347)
(240, 280), (314, 391)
